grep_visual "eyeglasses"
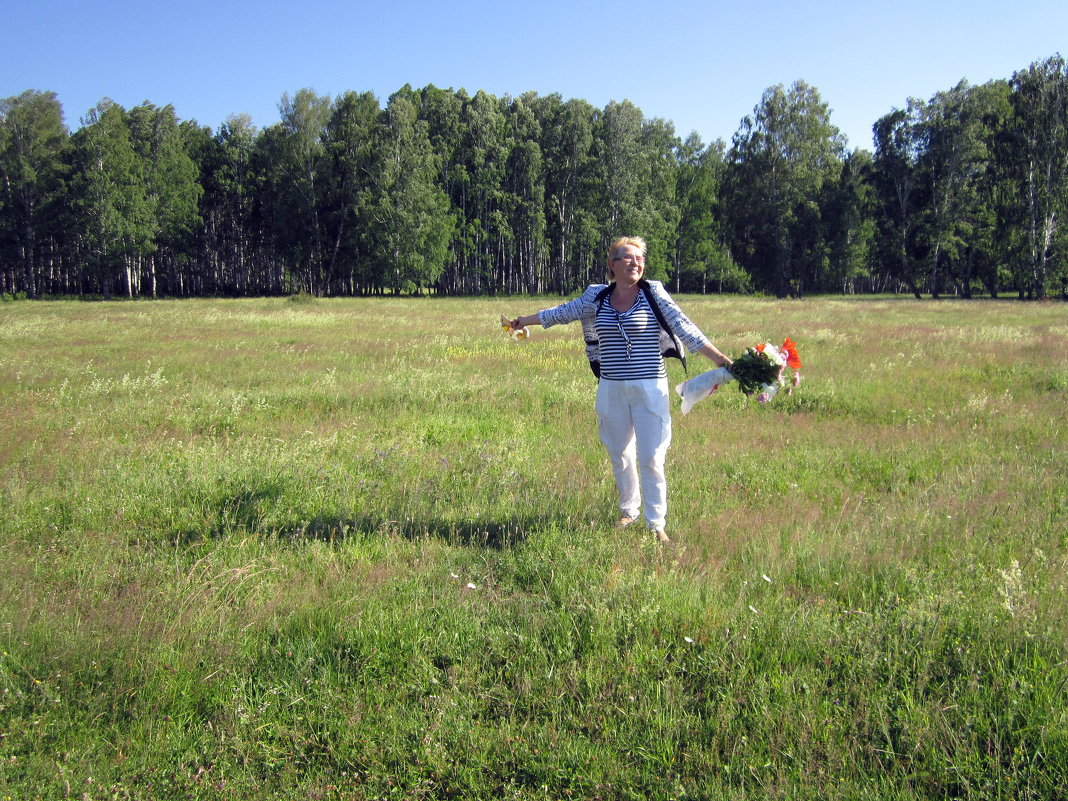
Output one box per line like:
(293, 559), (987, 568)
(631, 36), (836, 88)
(611, 255), (643, 263)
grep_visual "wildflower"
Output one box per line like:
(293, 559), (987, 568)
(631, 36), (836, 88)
(779, 338), (802, 369)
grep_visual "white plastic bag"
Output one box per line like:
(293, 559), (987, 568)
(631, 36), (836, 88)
(674, 366), (735, 414)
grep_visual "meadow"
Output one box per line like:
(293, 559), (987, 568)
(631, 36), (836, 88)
(0, 293), (1065, 800)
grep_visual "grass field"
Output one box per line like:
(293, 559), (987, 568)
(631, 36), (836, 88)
(1, 294), (1066, 800)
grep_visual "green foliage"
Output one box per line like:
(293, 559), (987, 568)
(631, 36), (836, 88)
(2, 57), (1068, 299)
(1009, 55), (1068, 299)
(365, 89), (455, 295)
(66, 100), (154, 296)
(725, 346), (783, 395)
(724, 81), (847, 297)
(0, 90), (68, 297)
(262, 88), (333, 294)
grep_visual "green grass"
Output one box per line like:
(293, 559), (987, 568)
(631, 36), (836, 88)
(0, 294), (1066, 799)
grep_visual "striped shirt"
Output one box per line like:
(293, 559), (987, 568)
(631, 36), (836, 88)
(537, 281), (712, 375)
(595, 291), (666, 380)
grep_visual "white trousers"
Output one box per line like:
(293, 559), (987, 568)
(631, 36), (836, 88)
(595, 377), (672, 531)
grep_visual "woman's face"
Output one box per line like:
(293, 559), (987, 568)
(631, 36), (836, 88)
(608, 244), (645, 284)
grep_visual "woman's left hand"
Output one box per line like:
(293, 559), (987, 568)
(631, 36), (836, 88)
(698, 342), (731, 368)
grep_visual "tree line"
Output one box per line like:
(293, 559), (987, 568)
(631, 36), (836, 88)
(1, 54), (1065, 300)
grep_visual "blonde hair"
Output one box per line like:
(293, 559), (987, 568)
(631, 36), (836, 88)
(608, 236), (647, 260)
(606, 236), (647, 281)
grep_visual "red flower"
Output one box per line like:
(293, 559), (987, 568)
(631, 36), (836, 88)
(780, 338), (801, 369)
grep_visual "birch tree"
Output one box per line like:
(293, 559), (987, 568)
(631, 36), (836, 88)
(127, 102), (202, 296)
(0, 90), (68, 296)
(726, 81), (845, 296)
(873, 103), (926, 296)
(537, 94), (598, 292)
(1009, 55), (1068, 298)
(365, 88), (453, 294)
(68, 100), (152, 297)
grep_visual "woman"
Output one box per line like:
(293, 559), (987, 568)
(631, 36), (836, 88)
(509, 236), (731, 543)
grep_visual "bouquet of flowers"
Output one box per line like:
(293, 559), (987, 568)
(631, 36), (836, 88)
(675, 338), (801, 414)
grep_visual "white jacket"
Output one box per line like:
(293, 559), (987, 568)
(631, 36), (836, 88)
(537, 280), (711, 376)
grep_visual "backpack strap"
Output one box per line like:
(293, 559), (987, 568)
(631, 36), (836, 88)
(639, 280), (687, 374)
(586, 284), (614, 379)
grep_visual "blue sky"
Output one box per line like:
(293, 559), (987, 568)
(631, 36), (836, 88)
(5, 0), (1065, 151)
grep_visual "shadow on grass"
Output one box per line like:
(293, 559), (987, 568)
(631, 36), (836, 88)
(276, 512), (542, 550)
(168, 484), (286, 546)
(169, 502), (549, 550)
(164, 474), (572, 550)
